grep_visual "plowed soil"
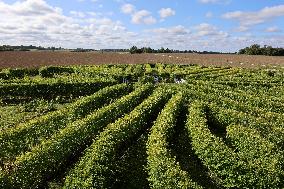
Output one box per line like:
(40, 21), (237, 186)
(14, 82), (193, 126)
(0, 51), (283, 68)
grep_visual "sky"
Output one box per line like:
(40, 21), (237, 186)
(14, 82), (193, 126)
(0, 0), (284, 52)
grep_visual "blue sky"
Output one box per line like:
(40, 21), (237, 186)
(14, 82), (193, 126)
(0, 0), (283, 51)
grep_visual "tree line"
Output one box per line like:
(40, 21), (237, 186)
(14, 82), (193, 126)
(129, 46), (233, 54)
(238, 44), (284, 56)
(0, 45), (64, 51)
(1, 44), (283, 56)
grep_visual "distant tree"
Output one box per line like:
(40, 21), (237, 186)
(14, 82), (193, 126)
(165, 48), (171, 53)
(128, 46), (239, 55)
(159, 47), (165, 53)
(238, 44), (284, 56)
(248, 44), (261, 55)
(129, 46), (138, 54)
(136, 48), (143, 54)
(238, 48), (246, 54)
(262, 45), (273, 56)
(145, 47), (153, 53)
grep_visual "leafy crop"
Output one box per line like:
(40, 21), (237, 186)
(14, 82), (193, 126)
(0, 64), (283, 189)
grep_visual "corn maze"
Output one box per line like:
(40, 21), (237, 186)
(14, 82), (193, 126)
(0, 64), (284, 189)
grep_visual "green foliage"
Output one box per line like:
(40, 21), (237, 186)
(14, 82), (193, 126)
(227, 124), (283, 187)
(5, 84), (152, 188)
(0, 68), (38, 80)
(0, 83), (132, 163)
(147, 93), (203, 189)
(0, 169), (10, 189)
(63, 87), (170, 188)
(39, 66), (74, 78)
(0, 80), (116, 99)
(0, 104), (43, 131)
(23, 99), (56, 113)
(0, 45), (14, 51)
(238, 44), (284, 56)
(0, 64), (284, 188)
(186, 101), (284, 188)
(129, 46), (140, 54)
(115, 133), (149, 189)
(186, 101), (245, 188)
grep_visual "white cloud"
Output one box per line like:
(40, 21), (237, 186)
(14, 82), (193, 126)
(121, 4), (156, 25)
(135, 28), (252, 51)
(149, 25), (189, 35)
(236, 26), (250, 32)
(198, 0), (230, 4)
(143, 16), (157, 25)
(194, 23), (228, 37)
(223, 5), (284, 31)
(205, 11), (213, 18)
(143, 26), (191, 49)
(265, 26), (281, 33)
(142, 24), (242, 52)
(0, 0), (60, 16)
(70, 11), (85, 18)
(0, 0), (282, 51)
(198, 0), (218, 3)
(0, 0), (134, 49)
(121, 3), (135, 14)
(159, 8), (175, 19)
(131, 10), (149, 23)
(87, 12), (97, 17)
(131, 10), (156, 24)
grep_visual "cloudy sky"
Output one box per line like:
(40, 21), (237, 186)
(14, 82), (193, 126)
(0, 0), (284, 52)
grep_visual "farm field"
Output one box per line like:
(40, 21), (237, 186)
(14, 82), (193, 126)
(0, 63), (284, 189)
(0, 51), (284, 68)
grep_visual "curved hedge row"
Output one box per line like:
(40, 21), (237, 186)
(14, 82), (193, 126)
(207, 88), (284, 114)
(208, 104), (284, 144)
(39, 66), (74, 78)
(184, 84), (284, 122)
(63, 87), (171, 188)
(226, 124), (283, 188)
(0, 83), (132, 163)
(0, 80), (116, 98)
(185, 82), (284, 114)
(186, 101), (281, 188)
(2, 84), (153, 189)
(207, 102), (284, 154)
(0, 68), (39, 80)
(147, 93), (203, 189)
(196, 80), (284, 102)
(0, 64), (283, 188)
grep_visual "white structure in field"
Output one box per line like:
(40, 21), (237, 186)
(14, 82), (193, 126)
(174, 78), (186, 84)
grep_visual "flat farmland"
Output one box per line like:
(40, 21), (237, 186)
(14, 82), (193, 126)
(0, 51), (284, 68)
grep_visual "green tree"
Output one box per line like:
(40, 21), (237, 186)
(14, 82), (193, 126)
(129, 46), (138, 54)
(247, 44), (261, 55)
(159, 47), (165, 53)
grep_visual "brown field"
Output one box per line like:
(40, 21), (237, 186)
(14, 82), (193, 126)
(0, 51), (284, 69)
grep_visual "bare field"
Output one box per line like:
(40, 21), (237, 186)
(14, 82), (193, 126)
(0, 51), (284, 68)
